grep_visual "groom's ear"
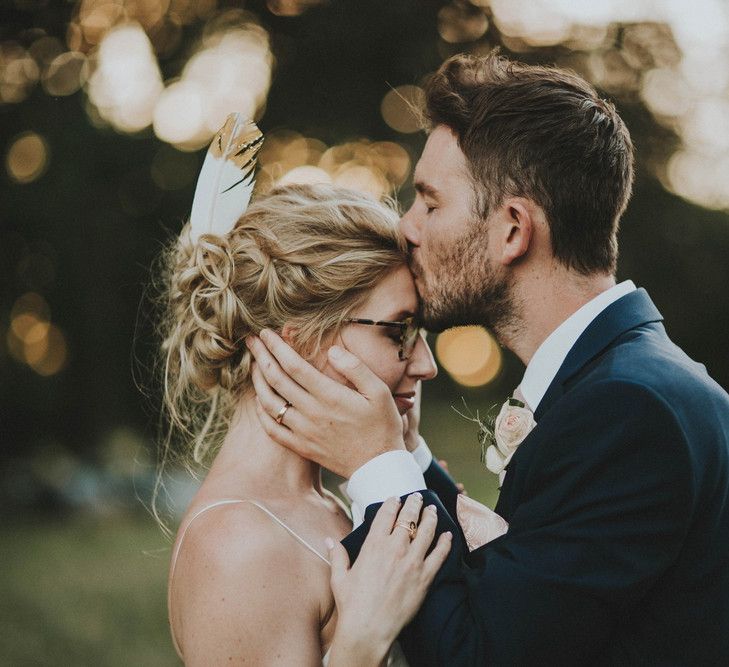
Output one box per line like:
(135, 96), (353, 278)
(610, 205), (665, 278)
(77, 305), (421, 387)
(493, 197), (542, 266)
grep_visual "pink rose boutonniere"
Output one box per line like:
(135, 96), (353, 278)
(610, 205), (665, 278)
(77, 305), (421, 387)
(453, 393), (536, 487)
(484, 397), (536, 485)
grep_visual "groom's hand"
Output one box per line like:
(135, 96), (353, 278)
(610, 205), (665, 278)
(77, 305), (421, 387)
(246, 329), (405, 478)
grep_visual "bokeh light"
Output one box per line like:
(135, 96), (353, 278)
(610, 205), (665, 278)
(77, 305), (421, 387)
(153, 17), (272, 149)
(438, 3), (489, 44)
(28, 36), (65, 69)
(152, 79), (205, 146)
(86, 23), (164, 133)
(276, 165), (332, 187)
(0, 41), (40, 104)
(11, 292), (51, 324)
(333, 163), (389, 199)
(42, 51), (88, 96)
(6, 292), (68, 376)
(469, 0), (729, 211)
(4, 0), (725, 210)
(640, 67), (693, 118)
(266, 0), (327, 17)
(380, 85), (425, 134)
(2, 0), (728, 211)
(28, 324), (68, 376)
(5, 132), (49, 184)
(255, 132), (412, 199)
(490, 0), (571, 46)
(435, 326), (502, 387)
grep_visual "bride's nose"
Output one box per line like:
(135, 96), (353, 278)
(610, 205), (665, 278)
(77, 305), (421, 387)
(406, 333), (437, 381)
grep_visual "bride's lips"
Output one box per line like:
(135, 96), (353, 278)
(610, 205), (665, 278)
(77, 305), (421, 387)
(393, 391), (416, 414)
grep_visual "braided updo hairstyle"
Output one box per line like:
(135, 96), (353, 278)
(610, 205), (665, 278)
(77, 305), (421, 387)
(153, 183), (406, 528)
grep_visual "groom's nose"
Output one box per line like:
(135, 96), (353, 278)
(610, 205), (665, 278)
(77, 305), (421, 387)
(399, 206), (420, 247)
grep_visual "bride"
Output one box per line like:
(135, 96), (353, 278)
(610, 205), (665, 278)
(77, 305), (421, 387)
(156, 117), (449, 665)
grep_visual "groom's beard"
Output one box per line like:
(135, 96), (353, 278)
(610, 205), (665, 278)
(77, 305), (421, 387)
(412, 222), (517, 338)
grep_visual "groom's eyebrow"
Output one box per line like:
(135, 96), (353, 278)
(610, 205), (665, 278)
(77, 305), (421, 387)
(387, 309), (416, 321)
(414, 180), (440, 199)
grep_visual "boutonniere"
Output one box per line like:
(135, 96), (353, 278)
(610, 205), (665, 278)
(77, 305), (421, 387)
(454, 395), (536, 485)
(487, 396), (536, 475)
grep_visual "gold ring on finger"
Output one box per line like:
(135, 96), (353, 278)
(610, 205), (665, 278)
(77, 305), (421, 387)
(275, 401), (292, 425)
(394, 520), (417, 540)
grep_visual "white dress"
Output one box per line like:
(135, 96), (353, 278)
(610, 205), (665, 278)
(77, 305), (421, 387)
(170, 499), (410, 666)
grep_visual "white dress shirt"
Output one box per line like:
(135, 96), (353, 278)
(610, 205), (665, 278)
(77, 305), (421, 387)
(346, 280), (637, 527)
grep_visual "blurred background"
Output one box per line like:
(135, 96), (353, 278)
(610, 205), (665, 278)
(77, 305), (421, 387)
(2, 0), (729, 663)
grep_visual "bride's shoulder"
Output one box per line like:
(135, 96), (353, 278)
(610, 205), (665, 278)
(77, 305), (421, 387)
(172, 501), (327, 662)
(177, 500), (294, 578)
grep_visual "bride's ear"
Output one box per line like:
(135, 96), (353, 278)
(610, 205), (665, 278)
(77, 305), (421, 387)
(280, 323), (318, 363)
(280, 323), (297, 346)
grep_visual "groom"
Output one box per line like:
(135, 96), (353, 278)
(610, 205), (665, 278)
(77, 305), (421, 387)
(248, 53), (729, 664)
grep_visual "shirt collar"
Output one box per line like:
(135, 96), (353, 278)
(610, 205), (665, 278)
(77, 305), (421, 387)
(520, 280), (636, 412)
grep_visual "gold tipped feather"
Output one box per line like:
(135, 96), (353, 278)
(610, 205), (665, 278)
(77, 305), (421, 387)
(189, 114), (264, 242)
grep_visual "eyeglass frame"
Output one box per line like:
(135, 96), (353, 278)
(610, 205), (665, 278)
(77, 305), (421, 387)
(342, 315), (421, 361)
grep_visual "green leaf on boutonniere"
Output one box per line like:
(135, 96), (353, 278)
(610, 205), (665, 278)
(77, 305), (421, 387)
(451, 397), (498, 466)
(508, 397), (525, 408)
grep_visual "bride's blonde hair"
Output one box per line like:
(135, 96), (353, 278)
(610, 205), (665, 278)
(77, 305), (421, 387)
(152, 183), (406, 531)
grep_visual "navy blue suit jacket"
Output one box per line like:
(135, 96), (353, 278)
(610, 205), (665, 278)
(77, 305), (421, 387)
(343, 289), (729, 665)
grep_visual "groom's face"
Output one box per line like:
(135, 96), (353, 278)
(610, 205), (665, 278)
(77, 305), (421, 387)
(400, 125), (513, 334)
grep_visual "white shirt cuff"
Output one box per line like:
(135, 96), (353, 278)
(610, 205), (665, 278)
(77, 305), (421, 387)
(346, 450), (426, 528)
(411, 435), (433, 473)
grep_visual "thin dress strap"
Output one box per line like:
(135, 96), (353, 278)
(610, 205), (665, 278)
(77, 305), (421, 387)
(168, 499), (331, 659)
(244, 500), (331, 565)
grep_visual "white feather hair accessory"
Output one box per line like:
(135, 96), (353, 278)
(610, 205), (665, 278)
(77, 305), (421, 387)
(189, 113), (264, 243)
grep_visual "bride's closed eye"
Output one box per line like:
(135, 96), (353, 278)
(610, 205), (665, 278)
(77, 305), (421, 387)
(386, 331), (401, 346)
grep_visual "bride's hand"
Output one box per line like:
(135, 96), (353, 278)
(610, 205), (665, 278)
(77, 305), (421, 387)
(325, 494), (452, 665)
(247, 330), (406, 478)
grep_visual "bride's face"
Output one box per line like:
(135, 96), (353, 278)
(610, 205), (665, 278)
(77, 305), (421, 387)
(318, 264), (438, 416)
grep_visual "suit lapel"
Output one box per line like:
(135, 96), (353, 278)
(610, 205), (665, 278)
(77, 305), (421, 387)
(533, 288), (663, 421)
(495, 289), (663, 519)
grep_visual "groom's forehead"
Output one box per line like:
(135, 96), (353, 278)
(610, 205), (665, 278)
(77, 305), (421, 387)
(416, 127), (469, 182)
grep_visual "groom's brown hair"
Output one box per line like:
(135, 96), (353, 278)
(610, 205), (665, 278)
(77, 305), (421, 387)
(423, 52), (634, 275)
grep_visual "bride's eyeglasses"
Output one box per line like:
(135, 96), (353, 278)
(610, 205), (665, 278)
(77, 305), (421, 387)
(343, 316), (421, 361)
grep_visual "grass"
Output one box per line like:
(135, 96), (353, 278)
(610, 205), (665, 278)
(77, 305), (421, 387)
(0, 512), (178, 666)
(0, 399), (500, 665)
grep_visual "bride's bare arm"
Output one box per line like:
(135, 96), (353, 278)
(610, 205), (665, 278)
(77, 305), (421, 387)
(174, 504), (325, 666)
